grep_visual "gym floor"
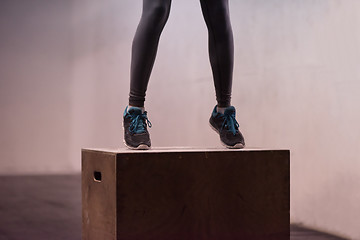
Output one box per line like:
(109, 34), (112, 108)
(0, 175), (347, 240)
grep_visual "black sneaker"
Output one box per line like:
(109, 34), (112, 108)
(209, 105), (245, 149)
(123, 106), (152, 150)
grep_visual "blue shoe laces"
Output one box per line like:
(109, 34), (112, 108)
(221, 111), (239, 135)
(129, 111), (152, 134)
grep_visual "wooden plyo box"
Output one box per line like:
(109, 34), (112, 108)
(82, 148), (290, 240)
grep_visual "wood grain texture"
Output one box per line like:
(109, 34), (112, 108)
(0, 175), (347, 240)
(82, 149), (290, 240)
(82, 150), (117, 240)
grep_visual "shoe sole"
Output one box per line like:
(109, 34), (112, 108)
(122, 120), (151, 150)
(209, 121), (245, 149)
(123, 141), (151, 150)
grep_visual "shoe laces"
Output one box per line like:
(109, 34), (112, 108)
(129, 111), (152, 134)
(221, 111), (239, 135)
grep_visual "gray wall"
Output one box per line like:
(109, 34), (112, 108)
(0, 0), (359, 239)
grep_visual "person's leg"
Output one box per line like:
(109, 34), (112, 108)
(129, 0), (172, 108)
(200, 0), (234, 108)
(201, 0), (245, 148)
(124, 0), (171, 150)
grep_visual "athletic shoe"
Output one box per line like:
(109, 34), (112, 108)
(209, 105), (245, 149)
(123, 106), (152, 150)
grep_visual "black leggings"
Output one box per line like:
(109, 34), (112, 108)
(129, 0), (234, 108)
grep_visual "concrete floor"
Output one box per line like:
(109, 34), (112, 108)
(0, 175), (348, 240)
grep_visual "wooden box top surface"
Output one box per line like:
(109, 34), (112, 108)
(82, 147), (290, 154)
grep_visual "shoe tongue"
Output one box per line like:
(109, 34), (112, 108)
(128, 107), (143, 115)
(224, 106), (235, 116)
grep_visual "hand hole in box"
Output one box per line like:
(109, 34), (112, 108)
(93, 171), (102, 182)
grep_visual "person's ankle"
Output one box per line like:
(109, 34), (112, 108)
(128, 105), (145, 113)
(216, 105), (229, 114)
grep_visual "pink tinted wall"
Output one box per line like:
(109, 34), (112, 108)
(0, 0), (73, 174)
